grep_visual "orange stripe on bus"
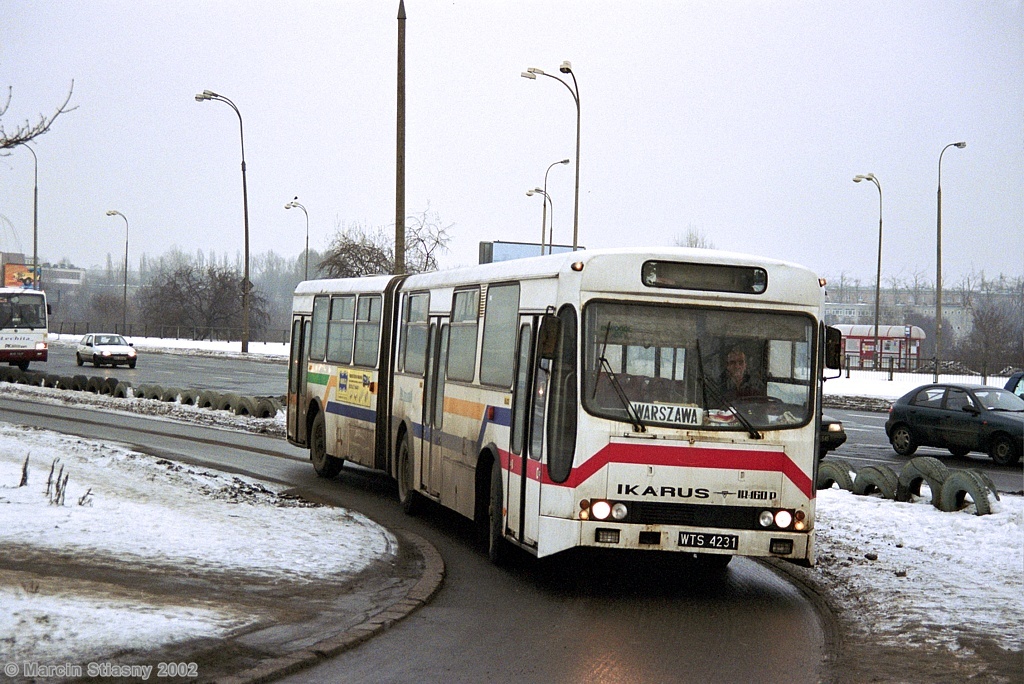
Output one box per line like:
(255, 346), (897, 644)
(444, 396), (485, 419)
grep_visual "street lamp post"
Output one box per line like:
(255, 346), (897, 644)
(195, 89), (251, 353)
(853, 173), (883, 370)
(526, 188), (552, 255)
(522, 62), (581, 251)
(542, 158), (570, 254)
(285, 197), (309, 281)
(935, 141), (967, 381)
(105, 210), (129, 333)
(15, 144), (40, 289)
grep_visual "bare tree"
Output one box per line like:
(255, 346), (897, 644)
(0, 82), (75, 149)
(136, 263), (269, 340)
(954, 300), (1017, 374)
(673, 226), (716, 249)
(319, 208), (451, 279)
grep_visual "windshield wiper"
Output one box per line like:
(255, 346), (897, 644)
(696, 341), (762, 440)
(593, 322), (646, 433)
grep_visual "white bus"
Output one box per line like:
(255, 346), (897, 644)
(288, 248), (841, 567)
(0, 287), (49, 371)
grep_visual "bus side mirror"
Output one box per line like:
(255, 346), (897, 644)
(538, 314), (562, 360)
(825, 326), (843, 370)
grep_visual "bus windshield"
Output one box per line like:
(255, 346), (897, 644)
(582, 301), (815, 431)
(0, 292), (46, 330)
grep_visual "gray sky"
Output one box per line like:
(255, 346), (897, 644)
(2, 1), (1021, 287)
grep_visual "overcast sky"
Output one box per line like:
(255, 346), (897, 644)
(1, 1), (1021, 287)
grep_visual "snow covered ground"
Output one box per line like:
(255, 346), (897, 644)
(0, 335), (1021, 676)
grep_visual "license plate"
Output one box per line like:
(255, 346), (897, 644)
(678, 532), (739, 550)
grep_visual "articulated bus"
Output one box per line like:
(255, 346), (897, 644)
(0, 287), (49, 371)
(287, 248), (841, 566)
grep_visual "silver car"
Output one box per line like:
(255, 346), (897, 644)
(75, 333), (138, 368)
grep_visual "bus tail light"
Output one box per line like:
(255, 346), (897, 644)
(770, 539), (794, 555)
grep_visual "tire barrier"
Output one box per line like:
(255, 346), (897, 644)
(99, 377), (119, 395)
(178, 389), (198, 406)
(816, 459), (855, 491)
(113, 381), (132, 398)
(196, 390), (219, 409)
(232, 395), (258, 416)
(936, 469), (999, 515)
(254, 397), (279, 418)
(215, 392), (239, 412)
(85, 377), (105, 394)
(143, 385), (165, 401)
(897, 457), (950, 504)
(159, 387), (182, 402)
(852, 464), (900, 500)
(43, 374), (61, 388)
(71, 375), (89, 391)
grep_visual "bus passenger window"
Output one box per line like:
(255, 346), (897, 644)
(354, 295), (382, 367)
(401, 292), (429, 375)
(309, 296), (330, 361)
(326, 296), (355, 364)
(480, 283), (520, 387)
(448, 289), (479, 382)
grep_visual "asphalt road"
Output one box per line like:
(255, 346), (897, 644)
(42, 340), (289, 397)
(0, 395), (834, 683)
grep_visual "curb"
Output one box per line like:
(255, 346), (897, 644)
(215, 529), (444, 684)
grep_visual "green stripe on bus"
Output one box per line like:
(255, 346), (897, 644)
(308, 372), (331, 385)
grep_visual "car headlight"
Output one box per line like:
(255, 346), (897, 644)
(828, 422), (843, 432)
(128, 349), (137, 357)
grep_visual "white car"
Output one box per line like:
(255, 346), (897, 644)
(75, 333), (138, 368)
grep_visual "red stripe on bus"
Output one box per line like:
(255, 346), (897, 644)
(498, 443), (813, 499)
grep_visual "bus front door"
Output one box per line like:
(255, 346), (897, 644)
(421, 319), (449, 498)
(508, 316), (543, 548)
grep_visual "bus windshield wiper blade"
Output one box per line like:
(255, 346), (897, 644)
(597, 355), (646, 433)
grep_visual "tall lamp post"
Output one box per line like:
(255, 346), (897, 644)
(935, 141), (967, 381)
(195, 89), (251, 353)
(522, 62), (581, 251)
(285, 197), (310, 281)
(853, 173), (883, 370)
(526, 188), (552, 255)
(542, 158), (570, 254)
(105, 210), (129, 333)
(15, 143), (40, 289)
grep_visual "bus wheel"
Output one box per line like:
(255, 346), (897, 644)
(16, 361), (29, 372)
(397, 437), (421, 515)
(309, 412), (344, 478)
(488, 459), (508, 565)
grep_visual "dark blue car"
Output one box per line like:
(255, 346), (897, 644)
(885, 383), (1024, 466)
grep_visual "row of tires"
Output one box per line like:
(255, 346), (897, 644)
(0, 366), (282, 419)
(817, 456), (1000, 516)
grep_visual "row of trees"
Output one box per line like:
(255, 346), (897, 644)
(48, 210), (451, 341)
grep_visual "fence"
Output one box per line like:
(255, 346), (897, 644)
(54, 322), (292, 346)
(843, 354), (1016, 388)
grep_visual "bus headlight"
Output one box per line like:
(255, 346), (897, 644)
(774, 510), (793, 529)
(759, 510), (775, 527)
(611, 503), (628, 520)
(591, 500), (612, 520)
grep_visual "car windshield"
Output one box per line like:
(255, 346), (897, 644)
(582, 301), (815, 431)
(973, 388), (1024, 412)
(96, 335), (127, 346)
